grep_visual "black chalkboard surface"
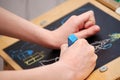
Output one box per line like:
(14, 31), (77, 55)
(4, 3), (120, 69)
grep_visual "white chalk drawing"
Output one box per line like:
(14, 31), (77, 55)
(39, 57), (59, 66)
(92, 33), (120, 52)
(91, 38), (112, 53)
(39, 33), (120, 66)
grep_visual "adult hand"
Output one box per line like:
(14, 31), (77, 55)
(51, 10), (100, 48)
(59, 39), (97, 80)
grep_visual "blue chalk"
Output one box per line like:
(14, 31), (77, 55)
(68, 34), (78, 46)
(26, 50), (33, 55)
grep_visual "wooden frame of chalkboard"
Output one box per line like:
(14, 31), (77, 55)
(97, 0), (120, 11)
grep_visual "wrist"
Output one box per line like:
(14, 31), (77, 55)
(29, 62), (75, 80)
(32, 27), (58, 49)
(50, 29), (68, 49)
(57, 61), (88, 80)
(51, 61), (75, 80)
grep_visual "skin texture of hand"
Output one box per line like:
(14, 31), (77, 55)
(51, 10), (100, 48)
(59, 39), (97, 80)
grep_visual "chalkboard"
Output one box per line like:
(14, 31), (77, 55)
(4, 3), (120, 69)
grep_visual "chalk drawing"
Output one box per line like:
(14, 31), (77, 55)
(39, 57), (59, 66)
(109, 33), (120, 42)
(91, 39), (112, 52)
(39, 33), (120, 66)
(7, 33), (120, 66)
(24, 51), (45, 65)
(8, 42), (45, 65)
(9, 42), (36, 60)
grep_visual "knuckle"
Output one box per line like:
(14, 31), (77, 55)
(92, 54), (98, 63)
(70, 15), (77, 19)
(89, 45), (95, 52)
(94, 54), (98, 60)
(61, 44), (65, 48)
(95, 54), (98, 60)
(76, 39), (87, 46)
(69, 15), (78, 24)
(79, 39), (88, 44)
(89, 10), (94, 15)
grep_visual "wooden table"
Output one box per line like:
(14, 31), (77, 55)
(0, 0), (120, 80)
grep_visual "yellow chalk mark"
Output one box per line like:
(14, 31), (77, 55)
(109, 33), (120, 42)
(24, 51), (45, 65)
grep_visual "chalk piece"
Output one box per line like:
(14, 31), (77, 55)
(68, 34), (78, 46)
